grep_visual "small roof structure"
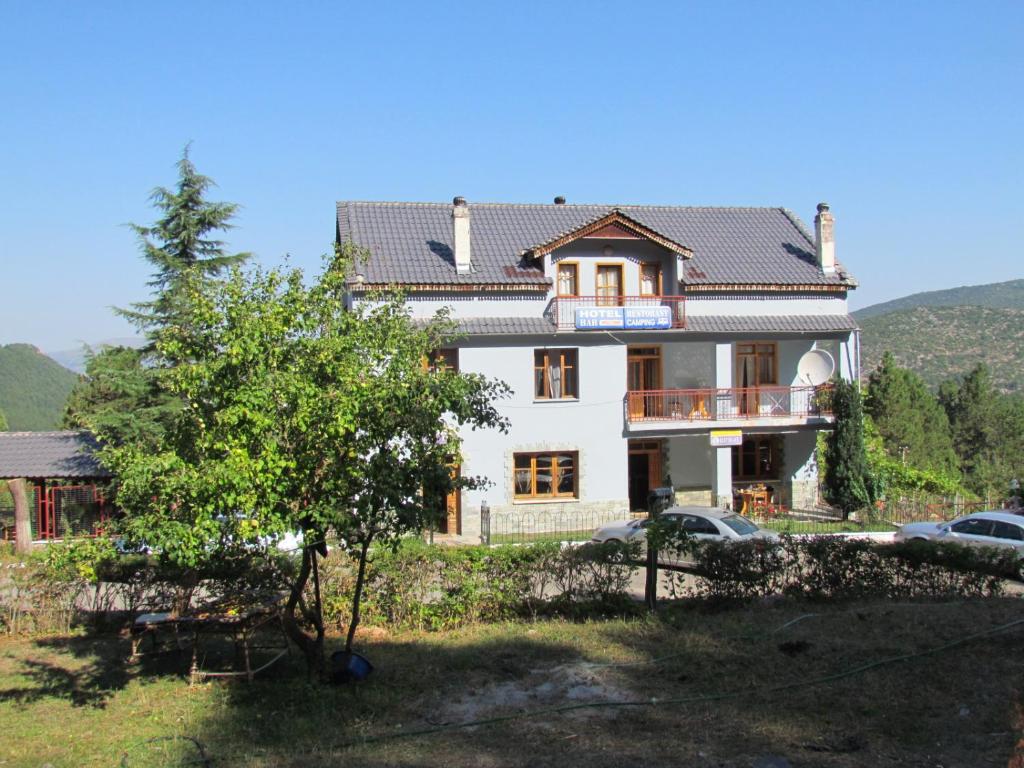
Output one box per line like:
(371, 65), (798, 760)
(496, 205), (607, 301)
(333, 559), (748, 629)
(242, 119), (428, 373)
(0, 431), (111, 481)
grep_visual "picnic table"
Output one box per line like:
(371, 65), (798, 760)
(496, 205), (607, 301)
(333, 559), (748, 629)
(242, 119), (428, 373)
(130, 591), (290, 682)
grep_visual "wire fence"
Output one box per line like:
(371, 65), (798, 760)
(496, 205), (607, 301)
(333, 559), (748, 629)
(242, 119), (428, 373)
(480, 495), (1024, 544)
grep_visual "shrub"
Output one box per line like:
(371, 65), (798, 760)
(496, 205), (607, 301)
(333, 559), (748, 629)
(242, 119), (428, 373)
(669, 535), (1011, 604)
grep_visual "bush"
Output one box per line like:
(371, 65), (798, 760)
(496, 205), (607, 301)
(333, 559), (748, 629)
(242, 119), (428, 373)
(668, 535), (1012, 604)
(316, 538), (640, 632)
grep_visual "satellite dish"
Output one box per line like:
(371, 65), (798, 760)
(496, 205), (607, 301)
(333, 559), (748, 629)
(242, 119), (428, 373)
(797, 349), (835, 386)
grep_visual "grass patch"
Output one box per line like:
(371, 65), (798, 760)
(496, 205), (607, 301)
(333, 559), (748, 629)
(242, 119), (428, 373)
(2, 599), (1024, 766)
(487, 529), (594, 544)
(757, 518), (897, 534)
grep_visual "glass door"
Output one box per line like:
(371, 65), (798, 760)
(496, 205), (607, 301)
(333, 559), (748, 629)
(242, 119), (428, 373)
(627, 346), (662, 419)
(596, 265), (624, 306)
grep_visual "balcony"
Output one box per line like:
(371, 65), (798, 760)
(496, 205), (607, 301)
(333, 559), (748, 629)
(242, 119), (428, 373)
(624, 385), (833, 427)
(549, 295), (686, 331)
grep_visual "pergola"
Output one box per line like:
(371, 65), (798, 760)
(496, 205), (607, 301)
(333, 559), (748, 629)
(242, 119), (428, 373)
(0, 431), (113, 545)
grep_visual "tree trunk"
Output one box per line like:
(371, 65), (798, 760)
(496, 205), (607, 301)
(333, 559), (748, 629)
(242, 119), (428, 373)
(282, 544), (325, 680)
(7, 479), (32, 555)
(345, 537), (372, 653)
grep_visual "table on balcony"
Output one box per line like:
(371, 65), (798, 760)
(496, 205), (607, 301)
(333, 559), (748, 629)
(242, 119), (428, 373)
(736, 486), (771, 516)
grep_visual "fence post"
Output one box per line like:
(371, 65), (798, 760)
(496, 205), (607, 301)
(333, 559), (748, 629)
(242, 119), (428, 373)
(480, 501), (490, 546)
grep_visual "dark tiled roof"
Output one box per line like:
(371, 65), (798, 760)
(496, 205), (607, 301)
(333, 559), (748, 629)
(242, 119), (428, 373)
(0, 431), (111, 480)
(452, 318), (560, 336)
(444, 314), (857, 337)
(336, 202), (856, 289)
(684, 315), (859, 333)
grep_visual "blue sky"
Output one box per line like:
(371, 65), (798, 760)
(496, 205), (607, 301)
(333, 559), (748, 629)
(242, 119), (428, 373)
(2, 1), (1021, 351)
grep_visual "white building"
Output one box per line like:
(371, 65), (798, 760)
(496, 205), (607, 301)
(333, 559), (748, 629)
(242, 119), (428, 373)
(337, 198), (859, 540)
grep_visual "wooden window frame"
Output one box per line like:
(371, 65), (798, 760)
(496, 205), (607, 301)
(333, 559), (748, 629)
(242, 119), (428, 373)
(426, 348), (460, 373)
(513, 451), (579, 499)
(595, 263), (624, 306)
(556, 261), (579, 297)
(736, 342), (778, 386)
(639, 263), (663, 296)
(534, 348), (578, 400)
(731, 435), (779, 481)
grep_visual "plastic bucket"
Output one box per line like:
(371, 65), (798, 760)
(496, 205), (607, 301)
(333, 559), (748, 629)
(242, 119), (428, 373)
(330, 651), (373, 683)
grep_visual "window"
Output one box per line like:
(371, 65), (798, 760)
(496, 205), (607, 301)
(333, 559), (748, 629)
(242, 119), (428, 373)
(640, 264), (662, 296)
(557, 263), (578, 296)
(992, 521), (1024, 541)
(426, 348), (459, 373)
(732, 436), (778, 480)
(596, 264), (623, 306)
(951, 518), (994, 537)
(681, 515), (720, 535)
(534, 349), (578, 399)
(514, 451), (578, 499)
(736, 343), (777, 387)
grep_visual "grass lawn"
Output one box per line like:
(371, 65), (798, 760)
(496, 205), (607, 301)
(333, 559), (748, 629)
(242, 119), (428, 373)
(488, 529), (595, 544)
(2, 598), (1024, 767)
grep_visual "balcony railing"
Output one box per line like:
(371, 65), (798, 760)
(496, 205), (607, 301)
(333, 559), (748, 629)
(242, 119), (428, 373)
(624, 385), (833, 423)
(550, 295), (686, 330)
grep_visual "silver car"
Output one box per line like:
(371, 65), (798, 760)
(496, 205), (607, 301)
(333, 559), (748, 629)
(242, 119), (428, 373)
(591, 505), (778, 566)
(895, 511), (1024, 577)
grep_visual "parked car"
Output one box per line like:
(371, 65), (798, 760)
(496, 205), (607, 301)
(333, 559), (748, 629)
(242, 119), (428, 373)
(895, 511), (1024, 577)
(591, 506), (779, 567)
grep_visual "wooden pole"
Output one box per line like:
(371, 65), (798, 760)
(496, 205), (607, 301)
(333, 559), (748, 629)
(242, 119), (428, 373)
(7, 478), (32, 554)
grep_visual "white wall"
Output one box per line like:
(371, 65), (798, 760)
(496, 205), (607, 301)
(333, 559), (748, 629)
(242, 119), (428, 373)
(686, 295), (849, 317)
(457, 339), (630, 514)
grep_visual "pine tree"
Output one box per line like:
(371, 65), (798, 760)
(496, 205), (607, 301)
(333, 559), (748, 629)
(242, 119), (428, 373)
(824, 378), (877, 518)
(66, 149), (248, 447)
(940, 364), (1012, 495)
(864, 351), (959, 476)
(118, 146), (250, 343)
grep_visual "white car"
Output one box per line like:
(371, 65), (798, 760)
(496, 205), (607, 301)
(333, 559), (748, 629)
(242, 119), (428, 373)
(591, 506), (778, 567)
(895, 510), (1024, 576)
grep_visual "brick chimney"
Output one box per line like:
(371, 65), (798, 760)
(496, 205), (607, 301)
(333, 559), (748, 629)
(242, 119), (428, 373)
(452, 196), (471, 274)
(814, 202), (836, 274)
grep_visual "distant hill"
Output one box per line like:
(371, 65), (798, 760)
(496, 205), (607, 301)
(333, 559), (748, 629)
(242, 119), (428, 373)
(854, 279), (1024, 320)
(858, 306), (1024, 393)
(0, 344), (80, 430)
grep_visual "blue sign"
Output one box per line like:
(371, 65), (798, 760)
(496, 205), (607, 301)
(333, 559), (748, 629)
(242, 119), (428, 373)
(574, 306), (672, 330)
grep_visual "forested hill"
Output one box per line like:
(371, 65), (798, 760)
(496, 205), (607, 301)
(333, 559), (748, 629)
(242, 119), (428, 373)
(0, 344), (80, 430)
(858, 306), (1024, 394)
(854, 278), (1024, 320)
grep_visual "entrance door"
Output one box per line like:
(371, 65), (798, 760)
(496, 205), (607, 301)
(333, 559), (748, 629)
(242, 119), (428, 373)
(428, 465), (461, 535)
(627, 346), (662, 419)
(628, 440), (662, 513)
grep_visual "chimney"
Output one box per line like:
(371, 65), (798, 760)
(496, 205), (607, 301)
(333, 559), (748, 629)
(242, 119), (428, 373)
(553, 196), (566, 205)
(814, 202), (836, 274)
(452, 196), (471, 274)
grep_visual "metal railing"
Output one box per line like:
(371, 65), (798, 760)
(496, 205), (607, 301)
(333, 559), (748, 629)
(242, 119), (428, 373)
(624, 385), (833, 423)
(480, 504), (636, 546)
(549, 295), (686, 330)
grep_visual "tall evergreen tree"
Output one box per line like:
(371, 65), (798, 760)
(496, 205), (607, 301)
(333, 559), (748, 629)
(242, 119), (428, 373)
(824, 378), (877, 518)
(939, 364), (1023, 495)
(0, 407), (7, 431)
(66, 149), (248, 447)
(864, 351), (959, 475)
(118, 146), (250, 345)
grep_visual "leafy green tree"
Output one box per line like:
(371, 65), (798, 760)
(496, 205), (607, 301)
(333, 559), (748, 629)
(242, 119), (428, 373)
(824, 378), (878, 518)
(105, 248), (510, 678)
(864, 352), (959, 476)
(940, 364), (1024, 496)
(66, 149), (249, 446)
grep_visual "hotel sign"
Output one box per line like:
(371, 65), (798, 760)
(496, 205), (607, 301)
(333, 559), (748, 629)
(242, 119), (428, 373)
(709, 429), (743, 447)
(574, 306), (672, 330)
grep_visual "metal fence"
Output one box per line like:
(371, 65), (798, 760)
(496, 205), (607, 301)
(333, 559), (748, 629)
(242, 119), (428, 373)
(479, 495), (1024, 545)
(480, 504), (635, 545)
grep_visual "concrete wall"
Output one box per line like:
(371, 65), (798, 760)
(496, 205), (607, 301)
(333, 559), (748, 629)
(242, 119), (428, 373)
(685, 294), (849, 318)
